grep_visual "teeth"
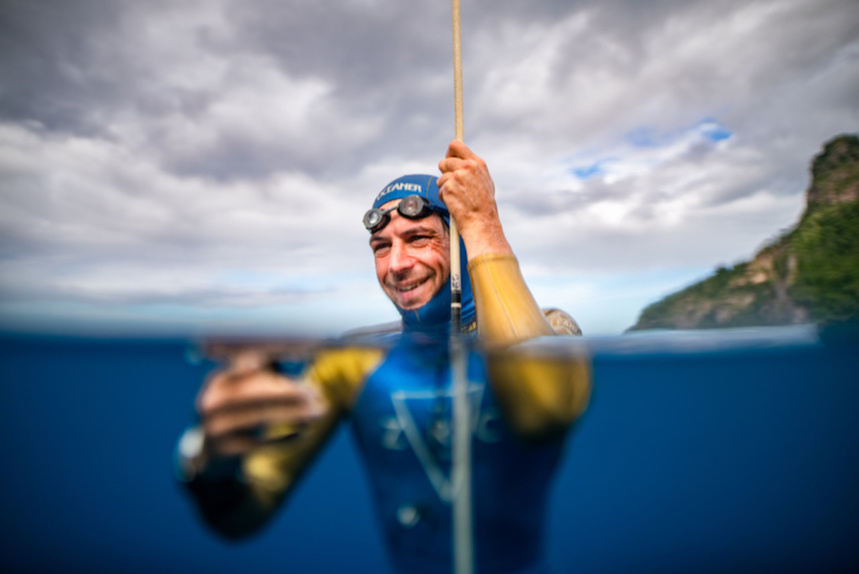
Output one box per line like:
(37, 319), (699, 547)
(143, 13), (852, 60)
(396, 279), (425, 292)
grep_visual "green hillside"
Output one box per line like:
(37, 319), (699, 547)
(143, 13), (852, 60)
(629, 134), (859, 331)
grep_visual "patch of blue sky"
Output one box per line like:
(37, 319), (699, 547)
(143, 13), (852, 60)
(626, 127), (666, 148)
(698, 119), (733, 142)
(625, 118), (733, 149)
(571, 158), (616, 180)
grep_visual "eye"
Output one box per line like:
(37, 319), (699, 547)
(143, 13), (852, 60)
(408, 235), (430, 246)
(371, 242), (390, 256)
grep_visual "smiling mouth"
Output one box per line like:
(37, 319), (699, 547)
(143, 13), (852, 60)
(393, 279), (427, 293)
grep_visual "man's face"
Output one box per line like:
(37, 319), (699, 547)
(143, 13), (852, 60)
(369, 201), (451, 311)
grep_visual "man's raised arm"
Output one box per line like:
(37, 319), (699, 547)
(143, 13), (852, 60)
(438, 140), (590, 440)
(437, 140), (555, 346)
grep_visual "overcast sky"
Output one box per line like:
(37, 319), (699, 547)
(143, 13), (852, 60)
(1, 0), (857, 336)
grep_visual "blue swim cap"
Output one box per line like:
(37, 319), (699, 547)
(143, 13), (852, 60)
(371, 174), (475, 334)
(372, 174), (450, 224)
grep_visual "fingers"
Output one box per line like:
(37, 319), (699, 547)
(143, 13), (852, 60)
(202, 368), (310, 409)
(201, 372), (325, 426)
(229, 349), (269, 375)
(445, 138), (474, 159)
(436, 141), (511, 258)
(203, 399), (320, 458)
(439, 139), (488, 178)
(437, 142), (493, 210)
(204, 395), (322, 437)
(195, 350), (270, 410)
(438, 140), (482, 185)
(197, 365), (329, 458)
(439, 151), (481, 180)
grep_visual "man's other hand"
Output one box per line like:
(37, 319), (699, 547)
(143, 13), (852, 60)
(196, 350), (328, 462)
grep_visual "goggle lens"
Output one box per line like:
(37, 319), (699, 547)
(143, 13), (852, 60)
(399, 195), (427, 218)
(363, 209), (386, 230)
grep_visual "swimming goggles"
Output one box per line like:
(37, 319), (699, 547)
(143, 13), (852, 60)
(363, 195), (439, 233)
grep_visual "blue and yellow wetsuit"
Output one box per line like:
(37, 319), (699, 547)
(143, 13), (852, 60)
(183, 253), (590, 573)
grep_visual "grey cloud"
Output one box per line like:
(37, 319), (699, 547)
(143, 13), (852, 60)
(503, 178), (632, 218)
(0, 1), (587, 181)
(0, 0), (171, 132)
(228, 1), (448, 86)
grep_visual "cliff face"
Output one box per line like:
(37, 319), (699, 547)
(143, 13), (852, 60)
(807, 135), (859, 208)
(629, 134), (859, 331)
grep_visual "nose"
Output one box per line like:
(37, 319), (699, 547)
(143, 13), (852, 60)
(388, 240), (413, 276)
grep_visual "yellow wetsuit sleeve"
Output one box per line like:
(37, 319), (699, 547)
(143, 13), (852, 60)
(201, 347), (384, 538)
(487, 345), (591, 442)
(468, 253), (591, 441)
(468, 253), (555, 346)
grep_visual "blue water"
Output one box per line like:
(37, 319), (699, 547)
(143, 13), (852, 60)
(1, 325), (857, 573)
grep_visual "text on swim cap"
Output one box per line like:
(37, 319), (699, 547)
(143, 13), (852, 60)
(376, 182), (423, 201)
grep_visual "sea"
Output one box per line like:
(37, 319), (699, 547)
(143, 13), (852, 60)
(1, 324), (857, 573)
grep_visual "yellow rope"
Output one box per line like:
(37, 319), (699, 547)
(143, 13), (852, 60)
(452, 0), (464, 143)
(449, 0), (464, 306)
(450, 3), (472, 574)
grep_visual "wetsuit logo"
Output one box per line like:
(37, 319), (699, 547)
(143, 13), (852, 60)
(383, 383), (501, 502)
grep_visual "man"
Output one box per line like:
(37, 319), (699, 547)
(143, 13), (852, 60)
(176, 141), (590, 573)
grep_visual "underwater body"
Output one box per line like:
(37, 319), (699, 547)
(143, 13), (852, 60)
(1, 324), (858, 573)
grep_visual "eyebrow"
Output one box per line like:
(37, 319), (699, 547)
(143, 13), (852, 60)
(370, 223), (440, 244)
(401, 224), (439, 237)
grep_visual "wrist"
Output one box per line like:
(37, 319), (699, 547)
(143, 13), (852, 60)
(174, 425), (243, 484)
(457, 219), (512, 261)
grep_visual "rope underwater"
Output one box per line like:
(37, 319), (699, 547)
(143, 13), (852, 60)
(449, 2), (473, 574)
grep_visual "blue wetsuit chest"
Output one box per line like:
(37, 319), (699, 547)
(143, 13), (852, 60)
(350, 337), (565, 574)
